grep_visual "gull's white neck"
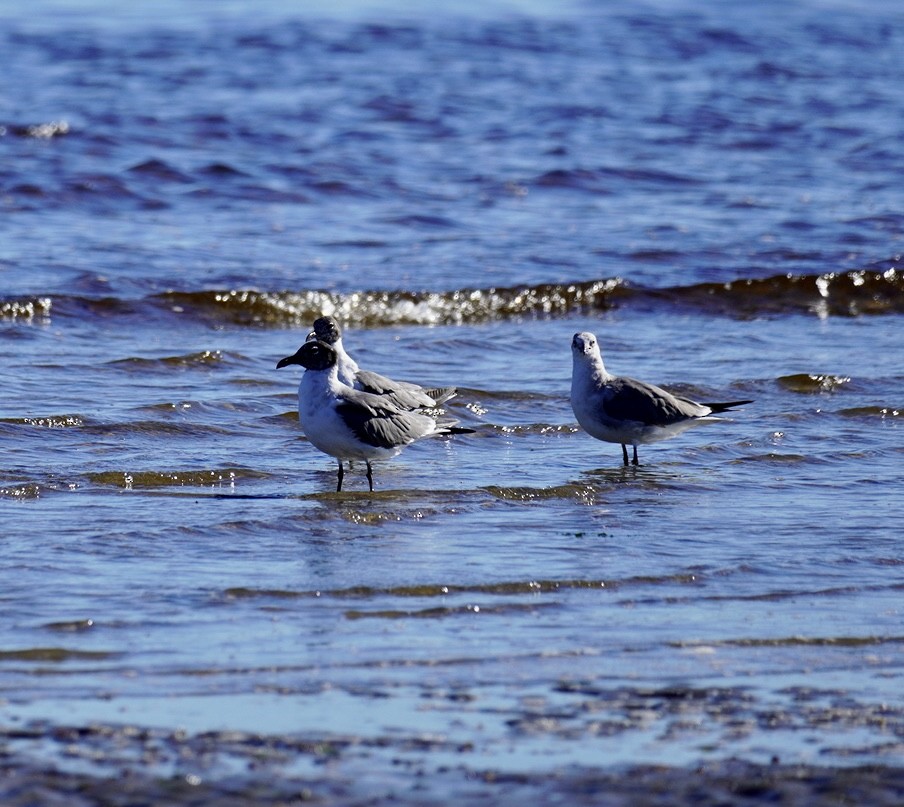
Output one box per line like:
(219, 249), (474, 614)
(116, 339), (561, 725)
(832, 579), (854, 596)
(299, 364), (345, 418)
(332, 337), (359, 386)
(572, 350), (611, 393)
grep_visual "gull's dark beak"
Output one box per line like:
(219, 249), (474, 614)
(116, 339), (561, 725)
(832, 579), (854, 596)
(276, 352), (302, 369)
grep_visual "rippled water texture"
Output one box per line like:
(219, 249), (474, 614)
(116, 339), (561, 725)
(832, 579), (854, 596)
(2, 0), (903, 803)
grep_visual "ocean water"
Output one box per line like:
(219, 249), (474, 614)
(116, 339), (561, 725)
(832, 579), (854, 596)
(2, 0), (903, 802)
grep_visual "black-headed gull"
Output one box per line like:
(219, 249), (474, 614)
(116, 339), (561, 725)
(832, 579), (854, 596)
(277, 340), (473, 491)
(308, 316), (455, 410)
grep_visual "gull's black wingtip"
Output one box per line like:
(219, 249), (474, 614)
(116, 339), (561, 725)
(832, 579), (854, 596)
(704, 399), (754, 413)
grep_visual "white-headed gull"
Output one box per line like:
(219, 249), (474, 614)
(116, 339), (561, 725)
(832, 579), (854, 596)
(570, 331), (752, 466)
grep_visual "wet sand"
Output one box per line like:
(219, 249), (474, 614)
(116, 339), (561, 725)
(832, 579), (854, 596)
(3, 700), (904, 806)
(2, 748), (903, 806)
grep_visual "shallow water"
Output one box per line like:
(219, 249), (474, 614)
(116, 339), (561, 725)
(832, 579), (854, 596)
(2, 0), (903, 802)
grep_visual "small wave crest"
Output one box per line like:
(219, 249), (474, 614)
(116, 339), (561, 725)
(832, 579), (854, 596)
(0, 120), (70, 139)
(0, 483), (42, 500)
(0, 296), (52, 322)
(1, 415), (84, 428)
(664, 268), (904, 317)
(159, 279), (625, 327)
(776, 374), (853, 393)
(108, 350), (234, 371)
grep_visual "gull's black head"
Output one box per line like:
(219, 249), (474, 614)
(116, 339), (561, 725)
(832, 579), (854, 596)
(311, 316), (342, 345)
(276, 340), (338, 371)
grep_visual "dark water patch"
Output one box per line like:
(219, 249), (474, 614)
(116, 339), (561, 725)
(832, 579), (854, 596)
(80, 421), (233, 438)
(531, 168), (614, 194)
(0, 296), (52, 322)
(42, 619), (95, 633)
(601, 165), (700, 186)
(87, 468), (270, 489)
(126, 158), (193, 183)
(224, 183), (311, 204)
(777, 373), (854, 393)
(673, 635), (904, 649)
(381, 213), (460, 228)
(706, 584), (865, 603)
(197, 161), (250, 178)
(840, 406), (902, 419)
(344, 601), (557, 620)
(66, 173), (141, 201)
(310, 178), (376, 196)
(53, 294), (150, 320)
(3, 183), (47, 208)
(622, 583), (904, 609)
(732, 452), (812, 464)
(319, 238), (389, 248)
(138, 400), (207, 414)
(628, 248), (684, 263)
(0, 647), (115, 662)
(137, 398), (269, 416)
(222, 574), (699, 604)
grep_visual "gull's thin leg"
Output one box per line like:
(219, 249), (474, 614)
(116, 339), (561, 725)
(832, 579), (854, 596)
(365, 460), (374, 492)
(632, 445), (639, 466)
(621, 444), (629, 466)
(336, 460), (344, 492)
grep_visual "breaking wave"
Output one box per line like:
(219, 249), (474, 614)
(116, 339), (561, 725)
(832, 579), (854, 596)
(146, 267), (904, 325)
(7, 267), (902, 328)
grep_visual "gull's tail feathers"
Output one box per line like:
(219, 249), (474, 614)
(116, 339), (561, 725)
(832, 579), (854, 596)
(425, 386), (457, 405)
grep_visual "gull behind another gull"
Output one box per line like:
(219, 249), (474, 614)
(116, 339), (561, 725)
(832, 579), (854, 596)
(570, 332), (752, 466)
(308, 316), (456, 410)
(277, 340), (473, 492)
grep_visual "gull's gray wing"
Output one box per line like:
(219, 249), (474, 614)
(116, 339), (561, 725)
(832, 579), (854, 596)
(354, 369), (444, 410)
(335, 394), (433, 449)
(601, 377), (708, 426)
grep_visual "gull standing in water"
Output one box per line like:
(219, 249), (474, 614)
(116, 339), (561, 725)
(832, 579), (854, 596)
(570, 332), (752, 466)
(277, 340), (473, 492)
(308, 316), (456, 410)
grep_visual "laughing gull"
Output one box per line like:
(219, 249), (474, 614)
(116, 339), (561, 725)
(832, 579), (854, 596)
(570, 331), (752, 466)
(277, 340), (473, 492)
(307, 316), (456, 410)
